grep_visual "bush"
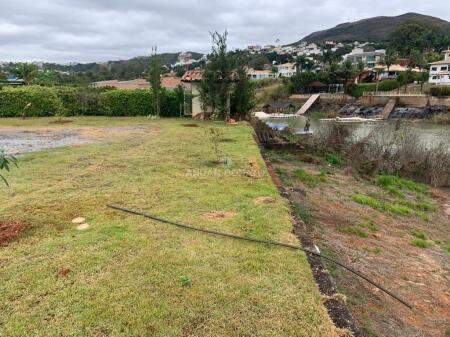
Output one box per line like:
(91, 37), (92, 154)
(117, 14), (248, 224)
(429, 86), (450, 97)
(0, 86), (183, 117)
(0, 86), (63, 117)
(348, 80), (400, 97)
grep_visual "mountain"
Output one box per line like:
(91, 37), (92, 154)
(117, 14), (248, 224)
(298, 13), (450, 44)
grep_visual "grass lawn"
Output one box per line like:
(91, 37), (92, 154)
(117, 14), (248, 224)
(0, 118), (338, 337)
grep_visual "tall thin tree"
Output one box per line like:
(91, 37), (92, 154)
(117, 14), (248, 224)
(148, 47), (161, 117)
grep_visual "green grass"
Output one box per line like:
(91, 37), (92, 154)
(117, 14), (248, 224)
(411, 239), (432, 249)
(411, 230), (427, 240)
(377, 174), (428, 195)
(293, 168), (327, 188)
(324, 153), (344, 167)
(0, 117), (337, 337)
(339, 226), (369, 238)
(351, 194), (413, 216)
(292, 202), (314, 225)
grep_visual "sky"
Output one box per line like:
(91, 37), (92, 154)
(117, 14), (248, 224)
(0, 0), (448, 64)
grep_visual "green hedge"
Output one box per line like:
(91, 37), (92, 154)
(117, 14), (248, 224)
(429, 86), (450, 97)
(348, 80), (400, 97)
(0, 86), (63, 117)
(0, 86), (182, 117)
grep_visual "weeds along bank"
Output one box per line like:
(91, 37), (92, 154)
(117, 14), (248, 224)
(286, 122), (450, 187)
(0, 86), (183, 117)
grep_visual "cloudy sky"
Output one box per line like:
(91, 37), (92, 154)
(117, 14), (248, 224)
(0, 0), (448, 64)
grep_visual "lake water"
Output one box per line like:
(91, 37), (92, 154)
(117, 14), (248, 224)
(265, 116), (450, 149)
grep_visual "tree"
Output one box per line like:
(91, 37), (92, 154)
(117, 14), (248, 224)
(385, 48), (398, 73)
(11, 63), (38, 85)
(409, 49), (425, 70)
(199, 31), (234, 120)
(0, 149), (17, 187)
(231, 61), (255, 120)
(294, 55), (309, 74)
(289, 71), (317, 94)
(34, 70), (59, 86)
(148, 49), (162, 117)
(417, 71), (429, 93)
(391, 20), (446, 58)
(339, 60), (356, 94)
(356, 60), (365, 83)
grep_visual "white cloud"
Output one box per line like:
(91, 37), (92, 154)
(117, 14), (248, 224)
(0, 0), (448, 63)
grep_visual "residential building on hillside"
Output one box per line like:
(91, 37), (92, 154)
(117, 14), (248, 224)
(344, 48), (385, 69)
(375, 64), (422, 80)
(247, 69), (277, 80)
(429, 50), (450, 85)
(277, 63), (296, 77)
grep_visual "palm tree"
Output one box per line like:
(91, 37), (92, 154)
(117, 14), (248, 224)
(357, 60), (365, 83)
(385, 48), (398, 74)
(339, 60), (356, 94)
(294, 55), (308, 74)
(11, 63), (38, 85)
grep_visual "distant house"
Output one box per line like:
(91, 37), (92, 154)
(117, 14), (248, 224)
(344, 48), (385, 69)
(181, 69), (204, 119)
(375, 64), (422, 80)
(277, 63), (296, 78)
(247, 69), (277, 80)
(429, 50), (450, 85)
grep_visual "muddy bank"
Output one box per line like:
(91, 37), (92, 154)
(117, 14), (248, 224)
(339, 104), (448, 119)
(0, 125), (149, 155)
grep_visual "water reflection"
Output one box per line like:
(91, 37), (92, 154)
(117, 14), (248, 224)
(265, 116), (450, 148)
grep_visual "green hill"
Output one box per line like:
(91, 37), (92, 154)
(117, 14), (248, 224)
(298, 13), (450, 43)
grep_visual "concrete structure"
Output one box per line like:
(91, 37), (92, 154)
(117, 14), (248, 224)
(247, 69), (277, 80)
(277, 63), (296, 78)
(181, 69), (204, 119)
(360, 94), (450, 108)
(344, 48), (385, 69)
(429, 50), (450, 85)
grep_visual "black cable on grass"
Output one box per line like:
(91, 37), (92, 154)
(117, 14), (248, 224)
(107, 203), (413, 310)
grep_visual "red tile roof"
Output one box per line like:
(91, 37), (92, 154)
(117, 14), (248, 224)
(181, 69), (203, 82)
(161, 75), (182, 89)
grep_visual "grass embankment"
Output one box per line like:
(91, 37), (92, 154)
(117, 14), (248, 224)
(264, 148), (450, 337)
(0, 118), (338, 337)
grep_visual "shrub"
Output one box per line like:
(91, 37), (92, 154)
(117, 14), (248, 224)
(0, 86), (183, 117)
(429, 86), (450, 97)
(348, 80), (400, 97)
(0, 86), (63, 117)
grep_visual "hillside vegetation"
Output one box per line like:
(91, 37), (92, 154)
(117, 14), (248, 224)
(299, 13), (450, 43)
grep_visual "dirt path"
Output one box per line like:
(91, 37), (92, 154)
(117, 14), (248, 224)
(0, 125), (150, 155)
(263, 149), (450, 337)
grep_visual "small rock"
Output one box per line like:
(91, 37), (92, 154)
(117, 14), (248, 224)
(72, 217), (85, 224)
(76, 223), (90, 231)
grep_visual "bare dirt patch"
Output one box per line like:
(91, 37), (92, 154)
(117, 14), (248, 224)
(254, 196), (277, 205)
(181, 123), (199, 128)
(264, 149), (450, 337)
(0, 125), (151, 155)
(202, 211), (237, 220)
(0, 221), (25, 246)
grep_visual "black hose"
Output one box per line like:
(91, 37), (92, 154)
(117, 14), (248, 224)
(107, 203), (413, 309)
